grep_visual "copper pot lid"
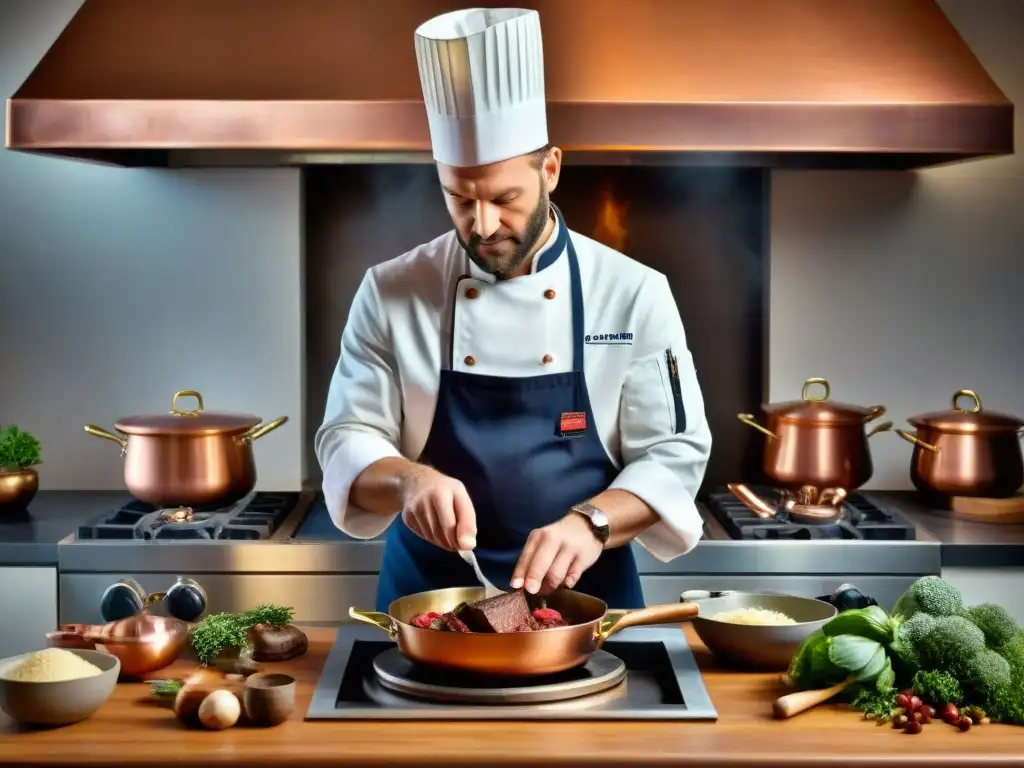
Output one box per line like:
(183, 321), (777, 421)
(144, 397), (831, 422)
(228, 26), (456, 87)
(908, 389), (1024, 434)
(114, 390), (261, 436)
(761, 378), (883, 426)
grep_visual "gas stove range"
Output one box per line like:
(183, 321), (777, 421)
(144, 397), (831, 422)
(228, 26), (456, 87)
(75, 492), (300, 541)
(705, 485), (917, 541)
(306, 624), (717, 721)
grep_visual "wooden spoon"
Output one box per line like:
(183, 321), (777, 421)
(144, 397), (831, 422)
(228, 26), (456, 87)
(772, 678), (854, 719)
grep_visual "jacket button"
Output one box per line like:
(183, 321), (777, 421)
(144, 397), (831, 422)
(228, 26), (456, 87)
(464, 355), (476, 366)
(542, 354), (553, 365)
(544, 289), (556, 300)
(465, 287), (479, 299)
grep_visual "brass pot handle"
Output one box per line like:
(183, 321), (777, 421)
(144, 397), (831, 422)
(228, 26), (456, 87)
(737, 413), (779, 440)
(895, 429), (938, 453)
(239, 416), (289, 444)
(84, 425), (128, 456)
(801, 377), (831, 402)
(171, 390), (204, 416)
(348, 608), (398, 639)
(595, 601), (699, 647)
(866, 420), (893, 438)
(952, 389), (983, 413)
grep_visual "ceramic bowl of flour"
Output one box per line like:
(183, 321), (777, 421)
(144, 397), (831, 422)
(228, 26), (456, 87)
(0, 647), (120, 727)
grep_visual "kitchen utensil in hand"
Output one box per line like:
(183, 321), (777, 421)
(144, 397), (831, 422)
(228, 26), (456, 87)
(459, 550), (503, 597)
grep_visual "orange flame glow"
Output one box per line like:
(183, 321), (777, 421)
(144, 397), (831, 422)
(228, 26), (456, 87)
(593, 186), (629, 253)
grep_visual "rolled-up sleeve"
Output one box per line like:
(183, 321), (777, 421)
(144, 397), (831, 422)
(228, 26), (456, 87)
(315, 271), (404, 539)
(609, 274), (712, 561)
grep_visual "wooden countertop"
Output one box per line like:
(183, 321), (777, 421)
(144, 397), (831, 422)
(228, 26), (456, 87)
(1, 626), (1020, 767)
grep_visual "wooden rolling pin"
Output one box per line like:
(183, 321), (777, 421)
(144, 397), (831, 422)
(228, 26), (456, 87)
(772, 678), (853, 719)
(949, 495), (1024, 524)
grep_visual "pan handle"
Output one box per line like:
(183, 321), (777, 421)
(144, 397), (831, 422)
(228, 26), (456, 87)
(238, 416), (289, 444)
(348, 608), (398, 639)
(595, 601), (700, 646)
(84, 425), (128, 456)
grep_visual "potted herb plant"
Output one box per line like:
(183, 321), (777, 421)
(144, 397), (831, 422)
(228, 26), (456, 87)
(0, 425), (42, 515)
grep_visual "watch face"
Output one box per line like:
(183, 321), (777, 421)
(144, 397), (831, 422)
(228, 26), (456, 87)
(591, 509), (609, 528)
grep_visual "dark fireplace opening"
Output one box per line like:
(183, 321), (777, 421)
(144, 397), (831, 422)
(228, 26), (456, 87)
(303, 165), (767, 497)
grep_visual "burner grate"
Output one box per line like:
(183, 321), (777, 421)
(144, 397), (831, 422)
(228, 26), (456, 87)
(706, 485), (916, 541)
(77, 492), (300, 541)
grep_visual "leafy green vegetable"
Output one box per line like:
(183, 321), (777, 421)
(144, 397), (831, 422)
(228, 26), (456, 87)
(0, 426), (42, 471)
(892, 575), (963, 619)
(789, 631), (892, 691)
(822, 605), (897, 645)
(829, 635), (887, 683)
(189, 604), (295, 665)
(912, 669), (963, 706)
(849, 685), (899, 722)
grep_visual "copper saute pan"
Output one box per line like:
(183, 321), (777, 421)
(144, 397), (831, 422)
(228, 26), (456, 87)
(84, 389), (288, 508)
(349, 586), (699, 677)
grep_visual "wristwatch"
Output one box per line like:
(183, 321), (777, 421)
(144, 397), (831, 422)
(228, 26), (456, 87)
(570, 501), (611, 545)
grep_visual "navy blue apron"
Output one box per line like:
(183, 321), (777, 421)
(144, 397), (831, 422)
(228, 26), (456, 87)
(376, 210), (644, 612)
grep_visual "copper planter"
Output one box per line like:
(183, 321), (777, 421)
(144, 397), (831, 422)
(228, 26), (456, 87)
(84, 390), (287, 507)
(737, 378), (892, 492)
(0, 468), (39, 516)
(896, 389), (1024, 498)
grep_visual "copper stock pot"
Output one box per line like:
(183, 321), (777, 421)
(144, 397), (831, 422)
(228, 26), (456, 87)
(737, 377), (892, 492)
(84, 390), (288, 507)
(896, 389), (1024, 498)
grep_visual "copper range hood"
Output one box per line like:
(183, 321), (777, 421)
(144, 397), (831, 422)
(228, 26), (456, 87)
(5, 0), (1014, 169)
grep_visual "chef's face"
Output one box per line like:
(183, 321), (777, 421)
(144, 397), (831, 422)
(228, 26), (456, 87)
(439, 146), (562, 279)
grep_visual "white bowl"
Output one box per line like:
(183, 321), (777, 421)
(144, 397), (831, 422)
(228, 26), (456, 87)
(0, 648), (120, 727)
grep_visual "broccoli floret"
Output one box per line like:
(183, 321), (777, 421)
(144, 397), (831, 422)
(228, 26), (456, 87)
(893, 612), (937, 667)
(892, 576), (964, 619)
(963, 603), (1021, 649)
(912, 669), (963, 706)
(987, 635), (1024, 725)
(962, 648), (1012, 698)
(907, 614), (986, 672)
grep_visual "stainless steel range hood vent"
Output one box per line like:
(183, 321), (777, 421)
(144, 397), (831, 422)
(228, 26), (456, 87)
(6, 0), (1014, 169)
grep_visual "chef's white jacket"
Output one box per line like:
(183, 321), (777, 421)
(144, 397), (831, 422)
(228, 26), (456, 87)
(316, 217), (712, 562)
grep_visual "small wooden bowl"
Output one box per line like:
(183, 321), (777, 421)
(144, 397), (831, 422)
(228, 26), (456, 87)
(243, 672), (295, 727)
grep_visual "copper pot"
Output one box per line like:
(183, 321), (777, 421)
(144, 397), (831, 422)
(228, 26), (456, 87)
(46, 612), (190, 678)
(84, 390), (287, 507)
(896, 389), (1024, 498)
(737, 377), (892, 492)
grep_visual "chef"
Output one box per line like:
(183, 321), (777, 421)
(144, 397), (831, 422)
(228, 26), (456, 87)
(316, 7), (712, 613)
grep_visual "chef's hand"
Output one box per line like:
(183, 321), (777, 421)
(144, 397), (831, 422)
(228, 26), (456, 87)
(398, 464), (477, 552)
(511, 513), (603, 595)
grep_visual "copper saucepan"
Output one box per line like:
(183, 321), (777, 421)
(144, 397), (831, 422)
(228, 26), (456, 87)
(349, 587), (699, 677)
(84, 389), (288, 507)
(738, 377), (892, 492)
(896, 389), (1024, 498)
(46, 611), (190, 678)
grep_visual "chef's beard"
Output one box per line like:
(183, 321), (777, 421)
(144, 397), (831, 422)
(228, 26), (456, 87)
(457, 189), (552, 279)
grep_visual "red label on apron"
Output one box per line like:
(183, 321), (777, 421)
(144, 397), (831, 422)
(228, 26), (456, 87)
(559, 411), (587, 437)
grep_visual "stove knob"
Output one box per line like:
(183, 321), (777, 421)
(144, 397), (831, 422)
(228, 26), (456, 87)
(165, 577), (208, 622)
(100, 579), (147, 622)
